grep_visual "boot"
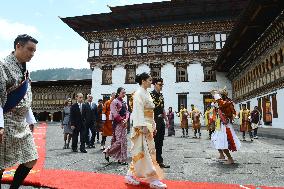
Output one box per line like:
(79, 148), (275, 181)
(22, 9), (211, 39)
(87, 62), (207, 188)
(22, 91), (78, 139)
(10, 164), (32, 189)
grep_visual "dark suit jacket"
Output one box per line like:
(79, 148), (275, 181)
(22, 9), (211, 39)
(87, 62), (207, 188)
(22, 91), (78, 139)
(70, 103), (84, 130)
(82, 102), (99, 125)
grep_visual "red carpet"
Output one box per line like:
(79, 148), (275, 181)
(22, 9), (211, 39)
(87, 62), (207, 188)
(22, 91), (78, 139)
(2, 123), (284, 189)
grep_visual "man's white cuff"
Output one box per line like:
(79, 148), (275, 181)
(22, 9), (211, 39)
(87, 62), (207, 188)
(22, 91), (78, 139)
(0, 107), (4, 128)
(26, 108), (37, 124)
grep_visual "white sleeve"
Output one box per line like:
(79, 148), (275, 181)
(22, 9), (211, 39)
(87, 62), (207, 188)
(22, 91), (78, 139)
(0, 107), (4, 128)
(25, 107), (37, 124)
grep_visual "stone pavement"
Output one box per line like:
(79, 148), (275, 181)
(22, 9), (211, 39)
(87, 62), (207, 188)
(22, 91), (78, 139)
(2, 123), (284, 188)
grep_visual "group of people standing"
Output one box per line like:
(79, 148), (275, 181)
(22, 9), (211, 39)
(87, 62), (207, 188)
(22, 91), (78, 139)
(61, 92), (116, 153)
(0, 34), (259, 189)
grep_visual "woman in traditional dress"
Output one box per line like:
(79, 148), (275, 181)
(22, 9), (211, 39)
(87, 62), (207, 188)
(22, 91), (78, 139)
(166, 107), (175, 136)
(211, 88), (241, 164)
(125, 72), (167, 189)
(61, 98), (73, 149)
(104, 87), (129, 165)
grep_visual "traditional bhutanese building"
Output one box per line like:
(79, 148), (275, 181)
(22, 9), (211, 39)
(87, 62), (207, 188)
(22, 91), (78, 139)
(60, 0), (249, 124)
(216, 0), (284, 128)
(31, 79), (91, 121)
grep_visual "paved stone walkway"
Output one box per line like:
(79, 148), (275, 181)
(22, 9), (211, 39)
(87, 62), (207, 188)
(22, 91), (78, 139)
(2, 123), (284, 188)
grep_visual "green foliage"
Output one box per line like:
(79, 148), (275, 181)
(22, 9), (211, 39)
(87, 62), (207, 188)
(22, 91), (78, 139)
(30, 68), (92, 81)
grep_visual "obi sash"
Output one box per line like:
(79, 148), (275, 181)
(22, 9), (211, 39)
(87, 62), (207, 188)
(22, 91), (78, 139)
(144, 108), (154, 133)
(3, 79), (29, 113)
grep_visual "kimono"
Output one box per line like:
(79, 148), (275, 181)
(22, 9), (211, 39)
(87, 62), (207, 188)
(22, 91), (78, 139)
(105, 97), (129, 162)
(0, 53), (38, 169)
(127, 87), (163, 181)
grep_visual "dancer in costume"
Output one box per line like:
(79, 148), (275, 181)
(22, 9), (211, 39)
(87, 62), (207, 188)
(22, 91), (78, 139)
(211, 88), (241, 164)
(204, 104), (216, 139)
(125, 72), (167, 189)
(239, 104), (253, 141)
(177, 104), (189, 137)
(189, 104), (202, 138)
(0, 34), (38, 189)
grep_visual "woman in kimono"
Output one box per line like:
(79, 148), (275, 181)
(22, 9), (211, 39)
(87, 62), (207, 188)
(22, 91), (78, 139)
(104, 87), (129, 165)
(0, 34), (38, 189)
(61, 98), (73, 149)
(211, 88), (241, 164)
(125, 72), (167, 189)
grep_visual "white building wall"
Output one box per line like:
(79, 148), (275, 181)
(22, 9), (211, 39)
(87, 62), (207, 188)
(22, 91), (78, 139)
(91, 63), (232, 126)
(234, 88), (284, 129)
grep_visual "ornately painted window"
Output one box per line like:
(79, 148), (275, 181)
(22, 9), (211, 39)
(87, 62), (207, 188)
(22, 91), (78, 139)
(162, 37), (173, 53)
(88, 42), (100, 57)
(137, 38), (148, 54)
(113, 40), (123, 56)
(215, 33), (226, 49)
(188, 35), (199, 51)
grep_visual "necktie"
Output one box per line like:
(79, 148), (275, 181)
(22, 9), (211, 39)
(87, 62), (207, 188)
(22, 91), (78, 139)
(79, 103), (82, 114)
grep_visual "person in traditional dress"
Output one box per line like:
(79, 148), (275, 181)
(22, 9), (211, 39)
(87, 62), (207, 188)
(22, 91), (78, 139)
(61, 98), (73, 149)
(101, 92), (115, 150)
(211, 88), (241, 164)
(189, 104), (202, 138)
(125, 72), (167, 189)
(151, 78), (170, 169)
(204, 104), (216, 139)
(103, 87), (129, 165)
(0, 34), (38, 189)
(250, 106), (261, 139)
(166, 107), (175, 136)
(239, 104), (253, 141)
(177, 104), (189, 137)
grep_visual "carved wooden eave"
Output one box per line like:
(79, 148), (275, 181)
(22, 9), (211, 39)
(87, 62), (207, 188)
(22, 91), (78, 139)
(233, 76), (284, 103)
(83, 21), (234, 41)
(89, 51), (219, 69)
(227, 13), (284, 81)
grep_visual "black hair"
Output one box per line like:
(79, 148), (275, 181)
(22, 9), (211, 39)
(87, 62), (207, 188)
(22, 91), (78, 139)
(14, 34), (38, 50)
(115, 87), (125, 98)
(98, 99), (103, 102)
(135, 72), (151, 85)
(152, 77), (163, 85)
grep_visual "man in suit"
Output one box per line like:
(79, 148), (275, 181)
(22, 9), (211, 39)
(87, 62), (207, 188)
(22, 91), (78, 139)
(83, 94), (98, 148)
(70, 93), (87, 153)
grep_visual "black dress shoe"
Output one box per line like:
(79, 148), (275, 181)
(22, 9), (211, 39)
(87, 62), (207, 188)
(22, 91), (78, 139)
(80, 149), (88, 153)
(159, 163), (170, 168)
(103, 152), (109, 162)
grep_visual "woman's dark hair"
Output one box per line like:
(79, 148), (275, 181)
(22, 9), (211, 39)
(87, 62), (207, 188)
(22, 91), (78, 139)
(135, 72), (151, 85)
(116, 87), (125, 98)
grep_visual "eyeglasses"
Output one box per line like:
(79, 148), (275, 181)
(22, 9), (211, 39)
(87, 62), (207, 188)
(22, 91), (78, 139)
(157, 83), (164, 86)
